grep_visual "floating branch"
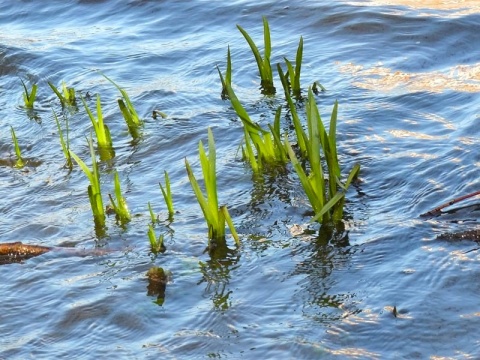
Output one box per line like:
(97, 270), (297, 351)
(421, 190), (480, 217)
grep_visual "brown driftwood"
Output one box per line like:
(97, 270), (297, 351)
(0, 242), (52, 264)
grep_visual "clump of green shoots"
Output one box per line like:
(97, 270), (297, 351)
(102, 73), (142, 138)
(216, 46), (232, 100)
(185, 128), (239, 249)
(226, 84), (287, 172)
(10, 126), (24, 168)
(159, 170), (174, 220)
(81, 95), (114, 161)
(283, 36), (303, 98)
(21, 79), (37, 108)
(53, 111), (73, 170)
(237, 16), (275, 95)
(48, 81), (76, 107)
(108, 171), (131, 225)
(148, 224), (165, 254)
(285, 89), (360, 224)
(69, 135), (105, 228)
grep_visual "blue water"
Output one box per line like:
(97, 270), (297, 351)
(1, 0), (480, 358)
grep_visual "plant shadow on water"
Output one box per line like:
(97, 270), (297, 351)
(198, 242), (240, 311)
(291, 223), (362, 323)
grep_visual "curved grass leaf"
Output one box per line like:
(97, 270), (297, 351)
(159, 170), (174, 219)
(10, 126), (24, 168)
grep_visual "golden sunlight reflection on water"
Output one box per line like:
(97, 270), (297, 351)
(347, 0), (480, 16)
(337, 62), (480, 93)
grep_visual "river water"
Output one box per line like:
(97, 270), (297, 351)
(1, 1), (479, 358)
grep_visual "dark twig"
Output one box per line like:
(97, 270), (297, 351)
(420, 190), (480, 217)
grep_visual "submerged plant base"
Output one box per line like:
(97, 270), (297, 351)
(146, 266), (169, 305)
(260, 80), (276, 95)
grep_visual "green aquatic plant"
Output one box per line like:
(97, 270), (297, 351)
(152, 109), (167, 120)
(53, 111), (73, 170)
(312, 81), (326, 94)
(185, 128), (239, 248)
(283, 36), (303, 98)
(226, 84), (287, 171)
(102, 73), (142, 137)
(277, 63), (308, 157)
(237, 16), (275, 94)
(81, 95), (114, 160)
(148, 224), (165, 254)
(216, 46), (232, 100)
(159, 170), (174, 220)
(10, 126), (25, 168)
(285, 89), (360, 223)
(48, 81), (76, 107)
(69, 135), (105, 228)
(148, 202), (157, 223)
(21, 79), (37, 109)
(108, 171), (131, 224)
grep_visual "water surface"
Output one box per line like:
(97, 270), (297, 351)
(1, 0), (480, 358)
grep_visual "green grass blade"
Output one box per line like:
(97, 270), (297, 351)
(294, 36), (303, 93)
(285, 138), (324, 215)
(101, 73), (141, 127)
(185, 157), (215, 227)
(225, 84), (268, 134)
(148, 202), (156, 223)
(53, 111), (73, 169)
(310, 191), (346, 223)
(48, 81), (66, 104)
(159, 170), (174, 217)
(262, 16), (271, 60)
(148, 224), (165, 254)
(10, 126), (25, 168)
(277, 64), (308, 155)
(221, 206), (239, 246)
(81, 95), (113, 149)
(217, 46), (232, 99)
(21, 79), (37, 108)
(109, 171), (130, 223)
(237, 24), (264, 78)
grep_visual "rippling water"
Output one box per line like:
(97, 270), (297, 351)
(1, 1), (479, 358)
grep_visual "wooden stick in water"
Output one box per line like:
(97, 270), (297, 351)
(421, 190), (480, 217)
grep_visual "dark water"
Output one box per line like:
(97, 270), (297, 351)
(1, 0), (480, 358)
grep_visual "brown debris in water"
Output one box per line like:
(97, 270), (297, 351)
(0, 242), (51, 264)
(436, 229), (480, 242)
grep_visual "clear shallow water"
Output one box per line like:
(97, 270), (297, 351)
(1, 0), (480, 358)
